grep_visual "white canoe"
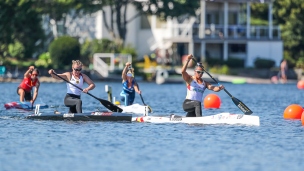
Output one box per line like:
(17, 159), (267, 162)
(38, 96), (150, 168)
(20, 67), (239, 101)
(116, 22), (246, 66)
(119, 103), (150, 115)
(132, 113), (260, 126)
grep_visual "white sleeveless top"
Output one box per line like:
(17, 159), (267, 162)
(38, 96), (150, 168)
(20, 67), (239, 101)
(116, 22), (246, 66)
(66, 74), (83, 96)
(185, 79), (207, 102)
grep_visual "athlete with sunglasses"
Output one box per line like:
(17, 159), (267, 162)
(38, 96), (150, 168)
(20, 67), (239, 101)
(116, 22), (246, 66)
(17, 66), (40, 105)
(48, 60), (95, 113)
(181, 54), (224, 117)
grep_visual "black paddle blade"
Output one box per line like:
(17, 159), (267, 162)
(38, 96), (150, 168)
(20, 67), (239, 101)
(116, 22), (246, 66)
(232, 97), (253, 115)
(99, 98), (123, 112)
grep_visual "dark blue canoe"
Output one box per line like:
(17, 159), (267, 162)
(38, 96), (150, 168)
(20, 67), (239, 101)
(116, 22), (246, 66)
(26, 111), (132, 122)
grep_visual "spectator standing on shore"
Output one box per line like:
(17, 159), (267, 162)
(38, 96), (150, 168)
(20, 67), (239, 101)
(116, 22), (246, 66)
(17, 66), (40, 104)
(278, 59), (288, 84)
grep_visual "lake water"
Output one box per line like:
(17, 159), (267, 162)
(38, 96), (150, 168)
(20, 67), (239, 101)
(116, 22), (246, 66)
(0, 81), (304, 171)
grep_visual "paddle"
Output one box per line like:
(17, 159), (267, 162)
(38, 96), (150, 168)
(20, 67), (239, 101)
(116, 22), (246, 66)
(191, 58), (253, 115)
(52, 71), (123, 112)
(134, 80), (153, 113)
(128, 66), (153, 113)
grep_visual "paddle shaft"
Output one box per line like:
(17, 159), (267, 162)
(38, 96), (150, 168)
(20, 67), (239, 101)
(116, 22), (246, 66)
(139, 93), (146, 105)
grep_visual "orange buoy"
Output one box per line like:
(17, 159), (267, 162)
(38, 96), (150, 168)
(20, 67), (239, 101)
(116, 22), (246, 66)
(283, 104), (303, 119)
(204, 94), (221, 109)
(297, 80), (304, 89)
(301, 111), (304, 126)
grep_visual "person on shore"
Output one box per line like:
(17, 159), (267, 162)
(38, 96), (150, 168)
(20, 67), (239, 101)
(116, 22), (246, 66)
(120, 62), (141, 106)
(181, 54), (224, 117)
(278, 59), (288, 84)
(17, 66), (40, 105)
(48, 60), (95, 113)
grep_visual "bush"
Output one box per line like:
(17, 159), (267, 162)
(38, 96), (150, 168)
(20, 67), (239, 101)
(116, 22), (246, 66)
(81, 38), (119, 65)
(205, 57), (224, 67)
(34, 52), (52, 68)
(2, 57), (35, 69)
(209, 65), (230, 75)
(120, 44), (137, 60)
(296, 57), (304, 69)
(49, 36), (80, 69)
(225, 57), (245, 68)
(254, 57), (275, 69)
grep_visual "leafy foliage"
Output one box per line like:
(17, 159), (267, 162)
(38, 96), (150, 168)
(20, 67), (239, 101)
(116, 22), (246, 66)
(49, 36), (80, 69)
(80, 38), (119, 65)
(273, 0), (304, 65)
(120, 44), (138, 61)
(254, 58), (275, 69)
(35, 52), (52, 68)
(0, 0), (45, 59)
(209, 65), (230, 75)
(8, 40), (25, 59)
(80, 38), (137, 65)
(225, 57), (245, 68)
(205, 57), (224, 67)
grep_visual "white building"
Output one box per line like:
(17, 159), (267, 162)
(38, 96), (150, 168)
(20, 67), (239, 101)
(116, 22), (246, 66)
(56, 0), (282, 68)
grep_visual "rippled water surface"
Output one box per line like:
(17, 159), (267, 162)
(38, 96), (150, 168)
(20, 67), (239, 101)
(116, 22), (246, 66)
(1, 81), (304, 171)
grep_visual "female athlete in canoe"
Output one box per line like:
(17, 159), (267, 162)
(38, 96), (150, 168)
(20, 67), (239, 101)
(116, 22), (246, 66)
(181, 54), (224, 117)
(48, 60), (95, 113)
(17, 66), (40, 105)
(120, 62), (141, 106)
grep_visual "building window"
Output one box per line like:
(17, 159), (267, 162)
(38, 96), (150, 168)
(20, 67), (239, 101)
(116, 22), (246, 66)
(206, 12), (220, 24)
(228, 12), (238, 25)
(229, 44), (246, 53)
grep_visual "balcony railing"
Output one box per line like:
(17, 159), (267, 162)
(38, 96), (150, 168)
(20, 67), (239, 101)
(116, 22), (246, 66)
(172, 24), (281, 40)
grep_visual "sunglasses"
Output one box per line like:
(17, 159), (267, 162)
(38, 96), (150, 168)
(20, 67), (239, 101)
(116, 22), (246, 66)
(73, 68), (82, 72)
(195, 70), (204, 74)
(32, 74), (38, 76)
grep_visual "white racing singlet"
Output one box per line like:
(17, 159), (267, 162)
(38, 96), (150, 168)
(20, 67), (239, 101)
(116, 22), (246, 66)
(185, 79), (207, 102)
(67, 74), (83, 96)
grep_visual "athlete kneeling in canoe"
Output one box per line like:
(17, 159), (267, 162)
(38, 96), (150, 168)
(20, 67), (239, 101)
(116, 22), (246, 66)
(48, 60), (95, 113)
(17, 66), (40, 105)
(120, 62), (141, 106)
(181, 54), (224, 117)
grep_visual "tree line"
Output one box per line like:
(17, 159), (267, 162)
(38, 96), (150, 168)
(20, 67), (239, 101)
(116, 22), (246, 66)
(0, 0), (303, 68)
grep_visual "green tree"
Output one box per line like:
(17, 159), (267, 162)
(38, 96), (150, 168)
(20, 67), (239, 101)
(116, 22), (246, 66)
(251, 0), (304, 67)
(273, 0), (304, 65)
(0, 0), (45, 59)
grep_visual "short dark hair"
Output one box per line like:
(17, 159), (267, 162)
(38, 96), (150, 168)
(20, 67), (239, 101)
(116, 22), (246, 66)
(31, 68), (40, 75)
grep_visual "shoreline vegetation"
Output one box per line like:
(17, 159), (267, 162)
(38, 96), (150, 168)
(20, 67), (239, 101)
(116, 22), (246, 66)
(0, 67), (302, 83)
